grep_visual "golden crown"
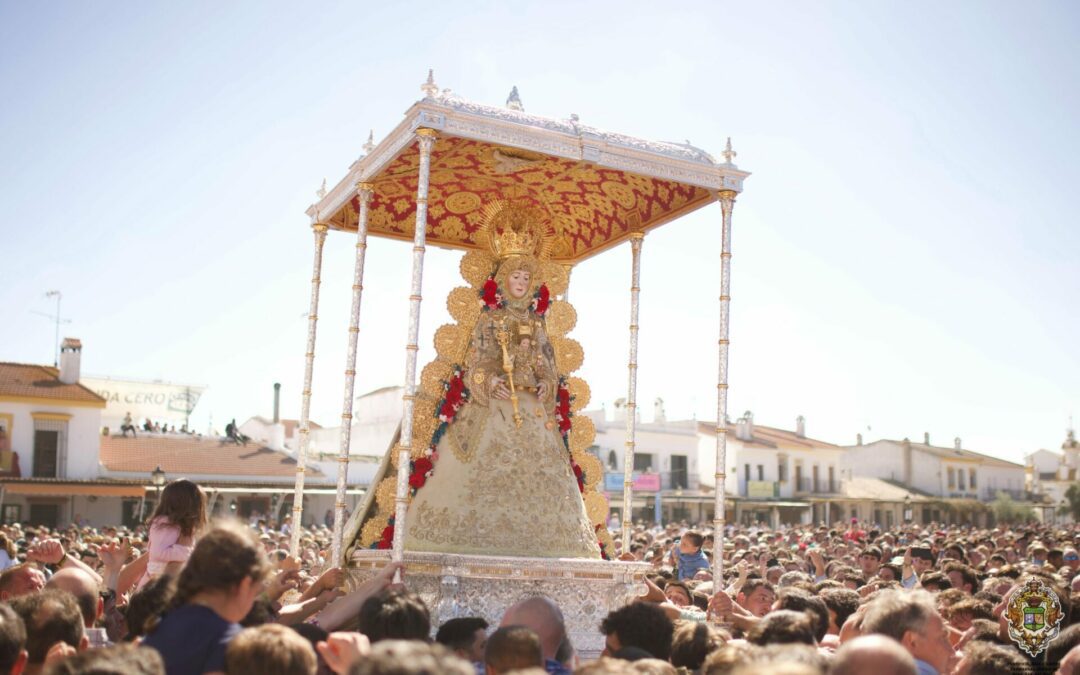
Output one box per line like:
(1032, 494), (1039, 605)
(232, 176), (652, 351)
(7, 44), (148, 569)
(480, 200), (551, 261)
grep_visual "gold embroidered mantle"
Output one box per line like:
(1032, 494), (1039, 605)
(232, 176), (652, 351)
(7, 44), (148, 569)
(349, 249), (613, 558)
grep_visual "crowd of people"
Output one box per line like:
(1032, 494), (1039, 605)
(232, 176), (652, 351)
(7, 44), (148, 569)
(116, 413), (251, 447)
(118, 413), (199, 439)
(0, 477), (1078, 675)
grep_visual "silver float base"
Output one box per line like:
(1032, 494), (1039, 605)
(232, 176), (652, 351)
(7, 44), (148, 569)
(349, 550), (649, 658)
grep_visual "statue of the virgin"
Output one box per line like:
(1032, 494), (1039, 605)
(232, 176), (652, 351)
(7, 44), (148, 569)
(401, 203), (601, 559)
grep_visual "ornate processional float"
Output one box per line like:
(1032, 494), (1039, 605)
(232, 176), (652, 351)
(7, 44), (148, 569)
(290, 72), (748, 655)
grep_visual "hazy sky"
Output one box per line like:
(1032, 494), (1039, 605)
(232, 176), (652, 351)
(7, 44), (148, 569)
(2, 1), (1077, 463)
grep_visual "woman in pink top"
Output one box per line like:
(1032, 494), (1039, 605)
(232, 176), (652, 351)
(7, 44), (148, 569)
(138, 478), (207, 589)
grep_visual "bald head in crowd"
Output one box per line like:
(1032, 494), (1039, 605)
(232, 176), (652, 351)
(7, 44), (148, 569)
(499, 597), (565, 662)
(45, 568), (102, 629)
(829, 635), (917, 675)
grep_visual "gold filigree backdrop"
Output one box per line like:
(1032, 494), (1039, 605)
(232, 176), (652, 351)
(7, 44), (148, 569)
(355, 248), (614, 555)
(329, 137), (713, 263)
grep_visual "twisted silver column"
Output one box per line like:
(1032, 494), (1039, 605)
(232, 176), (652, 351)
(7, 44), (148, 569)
(330, 183), (374, 564)
(713, 191), (736, 581)
(621, 233), (644, 551)
(290, 223), (329, 557)
(391, 129), (437, 562)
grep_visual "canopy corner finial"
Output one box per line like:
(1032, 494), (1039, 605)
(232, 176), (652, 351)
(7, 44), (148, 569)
(506, 85), (524, 112)
(421, 69), (439, 98)
(722, 137), (737, 166)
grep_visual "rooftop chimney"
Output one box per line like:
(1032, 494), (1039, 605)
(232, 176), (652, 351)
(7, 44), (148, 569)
(796, 415), (806, 438)
(268, 422), (285, 451)
(58, 338), (82, 385)
(856, 433), (863, 446)
(273, 383), (281, 423)
(954, 437), (961, 450)
(654, 397), (666, 424)
(903, 437), (913, 485)
(923, 432), (931, 445)
(736, 411), (754, 441)
(612, 398), (627, 423)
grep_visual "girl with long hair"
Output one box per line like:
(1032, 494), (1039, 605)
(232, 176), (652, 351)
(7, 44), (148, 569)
(137, 478), (207, 589)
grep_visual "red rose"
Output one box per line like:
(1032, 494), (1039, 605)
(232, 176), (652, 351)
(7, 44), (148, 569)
(381, 524), (394, 541)
(414, 457), (433, 475)
(483, 278), (500, 308)
(376, 539), (391, 550)
(534, 285), (550, 315)
(572, 463), (583, 478)
(439, 401), (456, 419)
(409, 473), (426, 489)
(447, 377), (464, 398)
(444, 389), (460, 407)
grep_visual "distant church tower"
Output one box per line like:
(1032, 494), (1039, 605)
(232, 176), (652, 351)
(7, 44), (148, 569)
(1063, 420), (1078, 481)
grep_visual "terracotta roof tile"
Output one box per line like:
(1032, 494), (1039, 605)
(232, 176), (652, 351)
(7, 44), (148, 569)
(751, 425), (840, 450)
(245, 417), (322, 438)
(696, 421), (839, 450)
(869, 438), (1023, 468)
(0, 362), (106, 405)
(100, 434), (325, 478)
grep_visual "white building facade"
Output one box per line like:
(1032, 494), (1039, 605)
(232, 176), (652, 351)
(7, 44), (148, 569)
(1025, 428), (1079, 524)
(840, 434), (1027, 525)
(583, 399), (704, 524)
(1, 340), (350, 529)
(589, 403), (854, 527)
(697, 412), (846, 526)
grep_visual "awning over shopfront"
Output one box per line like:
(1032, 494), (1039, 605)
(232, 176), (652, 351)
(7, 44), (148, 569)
(607, 491), (732, 506)
(0, 479), (364, 500)
(0, 481), (145, 498)
(201, 485), (364, 496)
(738, 501), (812, 509)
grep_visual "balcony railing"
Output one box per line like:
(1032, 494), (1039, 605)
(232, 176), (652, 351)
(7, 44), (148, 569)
(740, 479), (843, 497)
(602, 471), (699, 492)
(794, 478), (841, 494)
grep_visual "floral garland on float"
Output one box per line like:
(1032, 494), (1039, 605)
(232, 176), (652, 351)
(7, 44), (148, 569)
(554, 375), (610, 560)
(480, 275), (504, 311)
(532, 284), (550, 316)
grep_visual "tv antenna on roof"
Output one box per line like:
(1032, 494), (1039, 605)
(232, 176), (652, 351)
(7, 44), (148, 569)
(30, 290), (71, 366)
